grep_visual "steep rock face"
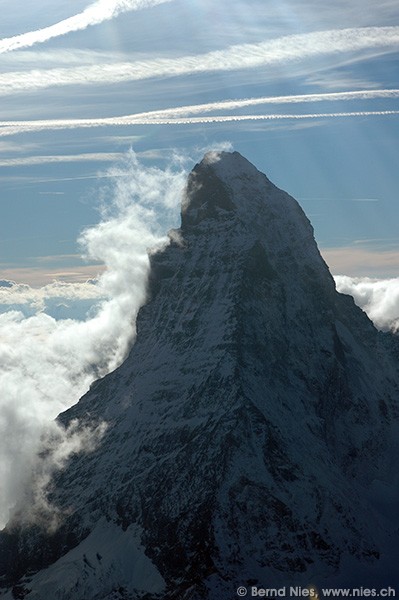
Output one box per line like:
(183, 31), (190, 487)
(1, 151), (398, 599)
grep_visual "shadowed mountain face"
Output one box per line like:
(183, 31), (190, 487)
(1, 151), (398, 599)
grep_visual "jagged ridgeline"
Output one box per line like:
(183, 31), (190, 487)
(1, 151), (398, 600)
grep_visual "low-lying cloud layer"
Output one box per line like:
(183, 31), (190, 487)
(0, 151), (186, 528)
(335, 275), (399, 332)
(0, 279), (104, 320)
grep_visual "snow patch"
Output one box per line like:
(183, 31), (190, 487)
(7, 519), (165, 600)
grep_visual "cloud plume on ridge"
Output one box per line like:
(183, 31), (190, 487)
(0, 0), (172, 54)
(0, 151), (187, 528)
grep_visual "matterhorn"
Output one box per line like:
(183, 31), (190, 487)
(1, 151), (398, 600)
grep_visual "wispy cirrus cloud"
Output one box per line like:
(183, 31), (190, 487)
(0, 152), (123, 167)
(0, 0), (173, 54)
(305, 73), (381, 91)
(0, 27), (399, 95)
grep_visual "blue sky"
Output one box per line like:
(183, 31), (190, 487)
(0, 0), (399, 284)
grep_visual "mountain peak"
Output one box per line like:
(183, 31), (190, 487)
(181, 150), (334, 300)
(182, 151), (268, 227)
(200, 149), (262, 174)
(182, 149), (305, 233)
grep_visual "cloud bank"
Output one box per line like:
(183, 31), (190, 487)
(0, 0), (173, 54)
(0, 151), (187, 528)
(0, 279), (104, 320)
(335, 276), (399, 332)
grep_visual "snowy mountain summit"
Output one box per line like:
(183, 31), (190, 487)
(1, 151), (399, 599)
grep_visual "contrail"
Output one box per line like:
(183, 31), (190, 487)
(141, 110), (399, 124)
(1, 26), (399, 94)
(1, 110), (398, 138)
(0, 0), (172, 54)
(3, 88), (396, 135)
(123, 89), (399, 119)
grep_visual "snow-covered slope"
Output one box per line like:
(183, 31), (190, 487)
(1, 151), (399, 599)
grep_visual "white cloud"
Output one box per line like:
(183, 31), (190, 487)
(0, 151), (187, 528)
(0, 26), (398, 95)
(0, 0), (173, 54)
(335, 276), (399, 332)
(0, 279), (105, 319)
